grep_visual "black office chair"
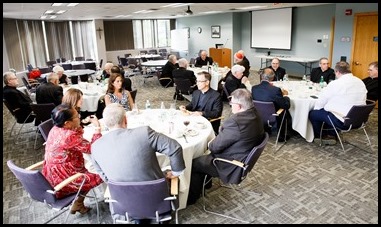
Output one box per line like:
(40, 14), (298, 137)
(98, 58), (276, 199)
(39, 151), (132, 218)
(30, 103), (55, 149)
(318, 101), (376, 152)
(173, 78), (193, 102)
(202, 132), (269, 223)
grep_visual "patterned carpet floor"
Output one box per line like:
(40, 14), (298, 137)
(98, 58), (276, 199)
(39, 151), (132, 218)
(3, 71), (378, 224)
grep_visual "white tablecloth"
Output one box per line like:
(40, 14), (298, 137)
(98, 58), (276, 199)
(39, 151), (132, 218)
(63, 82), (106, 112)
(273, 81), (322, 142)
(83, 109), (215, 210)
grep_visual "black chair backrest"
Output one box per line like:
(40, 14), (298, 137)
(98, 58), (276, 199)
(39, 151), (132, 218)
(3, 99), (17, 117)
(119, 57), (128, 67)
(21, 77), (32, 89)
(30, 103), (55, 125)
(99, 59), (103, 69)
(125, 53), (132, 58)
(343, 102), (376, 128)
(61, 57), (66, 63)
(148, 49), (158, 54)
(242, 132), (269, 178)
(38, 119), (54, 141)
(62, 63), (73, 70)
(84, 62), (97, 71)
(130, 89), (137, 102)
(39, 67), (51, 74)
(46, 60), (56, 67)
(253, 100), (277, 127)
(75, 56), (85, 61)
(173, 78), (193, 95)
(140, 50), (148, 55)
(27, 64), (34, 72)
(107, 178), (172, 220)
(72, 64), (86, 70)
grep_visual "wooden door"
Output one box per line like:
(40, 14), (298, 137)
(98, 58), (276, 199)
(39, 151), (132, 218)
(350, 12), (378, 79)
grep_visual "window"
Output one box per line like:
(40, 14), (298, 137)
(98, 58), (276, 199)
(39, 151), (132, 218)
(133, 19), (171, 49)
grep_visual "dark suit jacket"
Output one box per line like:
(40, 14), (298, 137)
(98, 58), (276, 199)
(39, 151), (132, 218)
(251, 81), (290, 111)
(224, 73), (246, 96)
(208, 107), (265, 184)
(161, 61), (179, 80)
(362, 77), (378, 101)
(36, 82), (63, 106)
(172, 67), (196, 85)
(268, 66), (286, 81)
(239, 56), (251, 77)
(310, 67), (335, 84)
(3, 85), (34, 122)
(195, 56), (213, 67)
(186, 88), (222, 133)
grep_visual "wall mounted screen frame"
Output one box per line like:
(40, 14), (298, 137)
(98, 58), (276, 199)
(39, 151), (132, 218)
(251, 7), (293, 50)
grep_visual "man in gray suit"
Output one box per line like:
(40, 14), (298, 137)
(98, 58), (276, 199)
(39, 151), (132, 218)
(187, 89), (265, 205)
(91, 103), (185, 183)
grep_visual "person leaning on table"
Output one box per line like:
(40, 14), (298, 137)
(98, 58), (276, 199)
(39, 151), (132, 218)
(308, 61), (367, 145)
(310, 57), (335, 84)
(179, 71), (223, 135)
(267, 57), (286, 81)
(187, 88), (265, 205)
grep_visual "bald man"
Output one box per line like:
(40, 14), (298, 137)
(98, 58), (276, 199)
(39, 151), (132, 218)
(267, 58), (286, 81)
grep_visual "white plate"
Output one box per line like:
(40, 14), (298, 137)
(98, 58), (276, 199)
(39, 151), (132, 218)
(194, 122), (206, 129)
(184, 129), (199, 137)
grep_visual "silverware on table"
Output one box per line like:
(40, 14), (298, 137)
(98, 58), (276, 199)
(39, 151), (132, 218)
(183, 134), (188, 143)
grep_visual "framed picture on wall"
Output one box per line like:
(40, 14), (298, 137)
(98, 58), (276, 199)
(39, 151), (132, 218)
(211, 25), (220, 38)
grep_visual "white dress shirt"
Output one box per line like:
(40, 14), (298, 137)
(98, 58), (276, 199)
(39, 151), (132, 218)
(314, 73), (367, 122)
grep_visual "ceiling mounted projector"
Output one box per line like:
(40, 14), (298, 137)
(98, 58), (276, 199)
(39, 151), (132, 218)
(185, 6), (193, 15)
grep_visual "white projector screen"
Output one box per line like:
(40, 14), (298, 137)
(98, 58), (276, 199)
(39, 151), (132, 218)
(251, 8), (292, 50)
(170, 29), (188, 51)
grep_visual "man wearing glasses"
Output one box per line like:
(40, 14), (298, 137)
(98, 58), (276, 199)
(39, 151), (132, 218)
(3, 71), (35, 123)
(187, 88), (264, 205)
(179, 71), (222, 134)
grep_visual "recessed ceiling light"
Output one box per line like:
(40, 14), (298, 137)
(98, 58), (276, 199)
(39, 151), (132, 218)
(67, 3), (79, 7)
(52, 3), (63, 7)
(45, 10), (54, 14)
(56, 10), (66, 14)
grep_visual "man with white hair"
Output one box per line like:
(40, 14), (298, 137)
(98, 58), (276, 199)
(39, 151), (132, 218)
(36, 72), (63, 106)
(52, 65), (68, 85)
(223, 64), (252, 99)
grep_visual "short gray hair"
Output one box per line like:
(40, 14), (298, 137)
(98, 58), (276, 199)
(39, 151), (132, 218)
(46, 73), (59, 83)
(53, 65), (64, 73)
(3, 71), (15, 85)
(103, 103), (126, 128)
(230, 88), (253, 110)
(178, 58), (188, 68)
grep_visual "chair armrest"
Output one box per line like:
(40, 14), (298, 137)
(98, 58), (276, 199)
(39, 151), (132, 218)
(26, 160), (44, 170)
(209, 116), (224, 123)
(213, 157), (245, 168)
(170, 177), (179, 195)
(48, 172), (84, 193)
(273, 108), (284, 116)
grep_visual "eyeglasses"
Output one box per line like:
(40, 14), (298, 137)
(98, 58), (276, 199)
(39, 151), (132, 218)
(196, 80), (207, 83)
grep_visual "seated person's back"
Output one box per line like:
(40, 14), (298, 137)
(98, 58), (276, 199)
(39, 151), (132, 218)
(36, 73), (63, 106)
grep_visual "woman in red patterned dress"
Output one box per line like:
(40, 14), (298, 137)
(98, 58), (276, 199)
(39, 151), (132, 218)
(42, 104), (103, 214)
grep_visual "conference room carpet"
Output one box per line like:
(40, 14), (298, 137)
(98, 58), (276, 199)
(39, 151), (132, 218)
(3, 71), (378, 224)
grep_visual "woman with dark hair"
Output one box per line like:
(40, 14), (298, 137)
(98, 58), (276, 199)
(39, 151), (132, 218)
(42, 104), (103, 215)
(105, 73), (134, 111)
(111, 65), (132, 91)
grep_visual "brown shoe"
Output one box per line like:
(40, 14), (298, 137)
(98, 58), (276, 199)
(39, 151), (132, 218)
(70, 196), (91, 214)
